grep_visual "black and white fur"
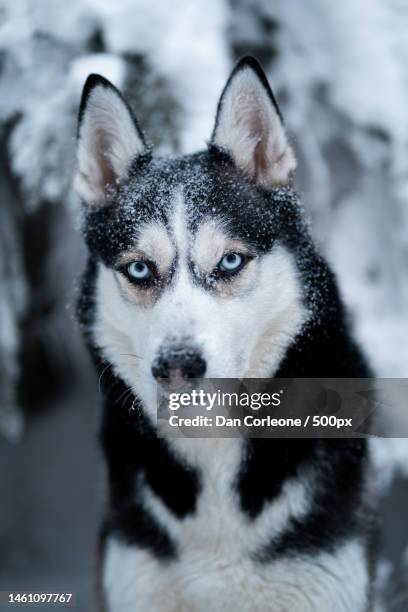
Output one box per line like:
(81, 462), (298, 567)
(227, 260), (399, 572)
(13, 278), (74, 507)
(75, 57), (378, 611)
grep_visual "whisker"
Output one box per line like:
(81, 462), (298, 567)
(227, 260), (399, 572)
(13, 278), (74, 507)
(96, 357), (142, 407)
(119, 353), (143, 361)
(115, 384), (138, 408)
(115, 386), (131, 405)
(98, 362), (114, 392)
(120, 388), (134, 409)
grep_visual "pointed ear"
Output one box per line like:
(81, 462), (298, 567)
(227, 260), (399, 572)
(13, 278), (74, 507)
(211, 57), (296, 188)
(74, 74), (147, 206)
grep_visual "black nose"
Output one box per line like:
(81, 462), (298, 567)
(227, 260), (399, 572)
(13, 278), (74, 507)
(152, 346), (207, 382)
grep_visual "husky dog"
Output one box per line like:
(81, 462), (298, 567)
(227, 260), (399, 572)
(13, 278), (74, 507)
(75, 57), (377, 611)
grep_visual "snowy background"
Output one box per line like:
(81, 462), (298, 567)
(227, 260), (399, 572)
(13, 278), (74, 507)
(0, 0), (408, 610)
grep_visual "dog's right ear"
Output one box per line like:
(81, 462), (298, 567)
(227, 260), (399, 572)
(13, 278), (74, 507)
(74, 74), (147, 206)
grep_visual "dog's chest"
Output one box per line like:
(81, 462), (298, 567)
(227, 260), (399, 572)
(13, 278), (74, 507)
(145, 438), (248, 557)
(102, 438), (370, 612)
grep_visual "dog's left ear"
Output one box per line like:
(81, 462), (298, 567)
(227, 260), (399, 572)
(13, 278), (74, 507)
(75, 74), (147, 206)
(211, 57), (296, 187)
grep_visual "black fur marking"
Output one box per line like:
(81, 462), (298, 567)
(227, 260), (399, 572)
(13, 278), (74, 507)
(238, 439), (317, 519)
(250, 440), (373, 561)
(102, 503), (177, 561)
(206, 143), (235, 166)
(76, 258), (98, 347)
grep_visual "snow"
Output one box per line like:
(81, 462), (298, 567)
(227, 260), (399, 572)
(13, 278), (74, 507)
(85, 0), (230, 152)
(69, 54), (127, 92)
(0, 0), (230, 208)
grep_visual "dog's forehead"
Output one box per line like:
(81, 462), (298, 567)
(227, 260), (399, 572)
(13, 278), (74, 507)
(84, 152), (302, 264)
(125, 154), (233, 221)
(123, 153), (268, 235)
(124, 158), (236, 264)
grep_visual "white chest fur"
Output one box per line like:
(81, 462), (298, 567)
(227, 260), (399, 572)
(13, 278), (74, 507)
(102, 439), (370, 612)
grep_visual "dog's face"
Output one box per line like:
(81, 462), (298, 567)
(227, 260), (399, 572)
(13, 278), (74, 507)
(75, 58), (308, 415)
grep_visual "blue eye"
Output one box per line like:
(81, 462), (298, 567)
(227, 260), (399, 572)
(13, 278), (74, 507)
(219, 253), (243, 273)
(127, 261), (152, 280)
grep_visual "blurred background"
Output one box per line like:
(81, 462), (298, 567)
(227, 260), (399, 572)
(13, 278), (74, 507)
(0, 0), (408, 610)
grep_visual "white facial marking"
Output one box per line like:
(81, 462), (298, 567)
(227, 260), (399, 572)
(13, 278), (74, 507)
(171, 189), (190, 262)
(192, 219), (251, 275)
(245, 247), (308, 376)
(93, 265), (139, 390)
(134, 222), (175, 274)
(193, 220), (228, 272)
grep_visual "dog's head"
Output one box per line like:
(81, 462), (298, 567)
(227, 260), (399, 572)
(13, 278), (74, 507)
(75, 57), (309, 414)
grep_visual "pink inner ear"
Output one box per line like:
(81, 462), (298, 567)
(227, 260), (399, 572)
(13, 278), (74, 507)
(96, 133), (116, 189)
(254, 138), (268, 179)
(249, 109), (269, 179)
